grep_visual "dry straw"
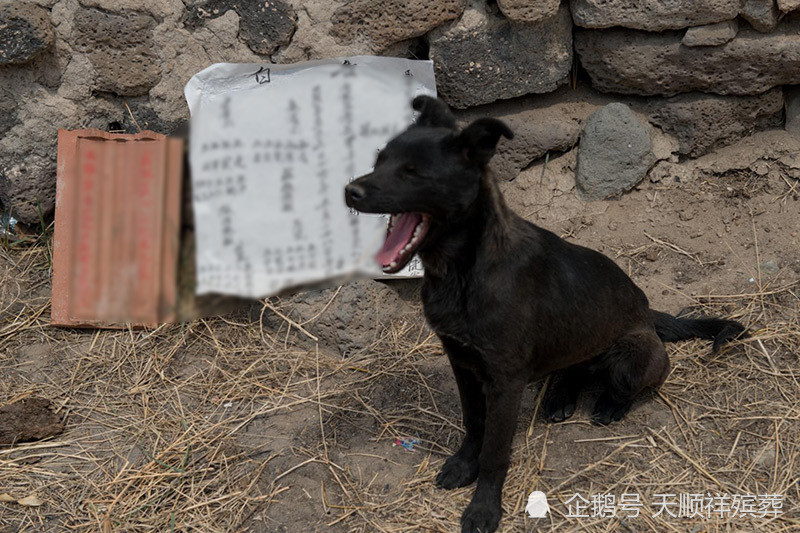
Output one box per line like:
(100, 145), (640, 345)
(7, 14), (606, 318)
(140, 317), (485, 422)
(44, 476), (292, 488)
(1, 234), (798, 532)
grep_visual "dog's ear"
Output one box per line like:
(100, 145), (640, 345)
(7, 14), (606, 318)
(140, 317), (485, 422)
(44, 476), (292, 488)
(457, 118), (514, 166)
(412, 95), (457, 129)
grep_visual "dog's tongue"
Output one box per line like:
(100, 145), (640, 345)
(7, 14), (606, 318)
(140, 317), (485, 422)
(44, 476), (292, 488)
(376, 213), (420, 267)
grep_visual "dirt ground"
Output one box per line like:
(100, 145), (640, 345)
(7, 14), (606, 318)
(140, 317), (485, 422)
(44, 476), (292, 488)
(1, 130), (799, 532)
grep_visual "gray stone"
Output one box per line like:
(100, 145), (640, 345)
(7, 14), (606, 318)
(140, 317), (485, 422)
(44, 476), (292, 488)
(741, 0), (780, 32)
(0, 89), (82, 225)
(682, 20), (739, 47)
(184, 0), (297, 56)
(778, 0), (800, 11)
(489, 119), (581, 182)
(0, 2), (54, 65)
(238, 0), (296, 55)
(575, 20), (800, 96)
(759, 260), (779, 274)
(570, 0), (741, 31)
(0, 154), (56, 225)
(456, 89), (589, 181)
(331, 0), (465, 53)
(429, 2), (572, 108)
(576, 103), (655, 201)
(646, 88), (784, 157)
(784, 85), (800, 135)
(0, 89), (17, 137)
(77, 0), (184, 19)
(73, 8), (161, 96)
(56, 53), (95, 101)
(457, 83), (769, 180)
(497, 0), (560, 23)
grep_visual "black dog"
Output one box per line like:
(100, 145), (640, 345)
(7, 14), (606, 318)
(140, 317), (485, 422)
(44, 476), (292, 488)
(345, 96), (746, 533)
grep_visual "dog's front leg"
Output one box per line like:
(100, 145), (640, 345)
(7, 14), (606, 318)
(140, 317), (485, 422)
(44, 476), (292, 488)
(436, 353), (485, 489)
(461, 379), (525, 533)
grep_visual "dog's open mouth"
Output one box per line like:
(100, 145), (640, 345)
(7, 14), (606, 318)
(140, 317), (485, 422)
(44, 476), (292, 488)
(376, 213), (430, 273)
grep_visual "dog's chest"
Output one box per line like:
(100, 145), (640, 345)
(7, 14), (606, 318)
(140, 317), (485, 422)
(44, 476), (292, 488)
(421, 275), (480, 347)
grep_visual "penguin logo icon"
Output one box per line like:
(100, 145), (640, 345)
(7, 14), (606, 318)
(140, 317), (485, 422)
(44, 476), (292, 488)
(525, 491), (550, 518)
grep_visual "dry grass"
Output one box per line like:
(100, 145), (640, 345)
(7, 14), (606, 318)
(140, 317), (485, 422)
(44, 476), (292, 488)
(1, 236), (798, 533)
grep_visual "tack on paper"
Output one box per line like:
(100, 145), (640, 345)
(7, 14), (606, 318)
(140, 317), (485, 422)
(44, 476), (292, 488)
(185, 56), (435, 298)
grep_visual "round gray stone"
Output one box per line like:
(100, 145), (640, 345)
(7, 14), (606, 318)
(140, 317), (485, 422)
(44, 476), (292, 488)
(576, 103), (656, 201)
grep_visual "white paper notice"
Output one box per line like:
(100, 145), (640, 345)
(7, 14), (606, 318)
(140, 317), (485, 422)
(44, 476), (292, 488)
(184, 56), (435, 297)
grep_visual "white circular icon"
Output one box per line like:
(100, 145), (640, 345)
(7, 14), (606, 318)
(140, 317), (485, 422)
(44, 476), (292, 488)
(526, 491), (550, 518)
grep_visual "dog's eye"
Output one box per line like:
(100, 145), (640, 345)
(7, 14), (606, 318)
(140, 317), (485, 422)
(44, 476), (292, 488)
(404, 164), (418, 176)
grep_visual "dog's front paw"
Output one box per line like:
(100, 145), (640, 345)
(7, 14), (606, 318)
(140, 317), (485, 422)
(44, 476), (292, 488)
(436, 453), (479, 490)
(461, 499), (501, 533)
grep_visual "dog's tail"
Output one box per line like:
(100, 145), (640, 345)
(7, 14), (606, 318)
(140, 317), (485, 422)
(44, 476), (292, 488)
(651, 310), (748, 353)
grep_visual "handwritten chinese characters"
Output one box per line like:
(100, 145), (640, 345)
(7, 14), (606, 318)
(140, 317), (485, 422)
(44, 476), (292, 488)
(186, 57), (436, 297)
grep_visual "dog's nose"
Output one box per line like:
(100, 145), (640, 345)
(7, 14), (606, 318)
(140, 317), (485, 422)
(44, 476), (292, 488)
(345, 183), (366, 205)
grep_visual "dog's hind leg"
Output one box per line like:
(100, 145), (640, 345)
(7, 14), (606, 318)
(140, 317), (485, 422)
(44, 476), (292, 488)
(436, 342), (486, 490)
(543, 365), (589, 423)
(592, 329), (670, 426)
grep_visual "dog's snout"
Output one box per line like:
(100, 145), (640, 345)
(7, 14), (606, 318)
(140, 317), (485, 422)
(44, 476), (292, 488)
(345, 183), (367, 205)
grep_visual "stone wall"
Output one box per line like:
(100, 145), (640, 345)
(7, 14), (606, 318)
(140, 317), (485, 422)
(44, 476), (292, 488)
(0, 0), (797, 223)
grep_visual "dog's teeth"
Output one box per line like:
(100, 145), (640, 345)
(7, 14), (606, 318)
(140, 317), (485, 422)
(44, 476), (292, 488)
(390, 261), (397, 268)
(407, 223), (423, 246)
